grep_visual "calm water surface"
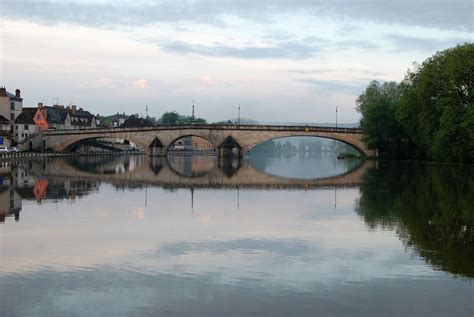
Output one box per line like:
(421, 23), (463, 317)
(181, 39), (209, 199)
(0, 155), (472, 316)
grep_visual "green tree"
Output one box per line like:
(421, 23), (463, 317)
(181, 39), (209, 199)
(397, 43), (474, 162)
(356, 81), (412, 158)
(158, 111), (207, 125)
(159, 111), (180, 124)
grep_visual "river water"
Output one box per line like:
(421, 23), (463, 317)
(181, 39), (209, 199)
(0, 154), (472, 316)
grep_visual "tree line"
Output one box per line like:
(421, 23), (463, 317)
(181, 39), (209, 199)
(356, 43), (473, 163)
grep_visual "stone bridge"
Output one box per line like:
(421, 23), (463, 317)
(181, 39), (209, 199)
(36, 124), (374, 157)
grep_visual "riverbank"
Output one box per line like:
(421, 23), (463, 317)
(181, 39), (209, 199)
(0, 150), (144, 162)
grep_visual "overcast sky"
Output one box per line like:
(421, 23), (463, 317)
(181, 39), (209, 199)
(0, 0), (472, 123)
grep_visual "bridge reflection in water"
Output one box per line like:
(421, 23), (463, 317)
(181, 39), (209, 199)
(0, 155), (373, 222)
(1, 156), (472, 279)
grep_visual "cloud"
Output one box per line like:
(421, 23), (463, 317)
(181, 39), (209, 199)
(1, 0), (472, 31)
(132, 79), (147, 89)
(387, 34), (472, 53)
(299, 78), (368, 95)
(288, 68), (385, 77)
(153, 238), (313, 257)
(198, 75), (215, 86)
(94, 78), (120, 89)
(160, 40), (322, 59)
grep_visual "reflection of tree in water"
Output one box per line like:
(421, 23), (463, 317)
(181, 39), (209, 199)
(357, 162), (474, 278)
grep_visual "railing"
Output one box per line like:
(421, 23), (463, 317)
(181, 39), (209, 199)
(44, 124), (363, 135)
(0, 152), (73, 161)
(168, 149), (217, 156)
(0, 150), (145, 161)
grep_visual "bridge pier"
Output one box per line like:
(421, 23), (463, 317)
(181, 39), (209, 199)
(217, 136), (242, 158)
(149, 137), (165, 156)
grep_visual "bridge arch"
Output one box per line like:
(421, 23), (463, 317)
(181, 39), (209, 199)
(51, 132), (154, 155)
(233, 131), (370, 156)
(243, 134), (366, 155)
(166, 134), (217, 153)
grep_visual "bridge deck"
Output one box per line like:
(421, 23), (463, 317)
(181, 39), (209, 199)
(44, 124), (362, 135)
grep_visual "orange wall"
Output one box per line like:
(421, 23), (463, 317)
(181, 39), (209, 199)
(34, 108), (49, 131)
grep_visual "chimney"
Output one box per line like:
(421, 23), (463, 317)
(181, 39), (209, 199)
(38, 102), (43, 108)
(79, 107), (83, 111)
(71, 105), (77, 112)
(15, 89), (21, 98)
(66, 105), (71, 109)
(0, 87), (6, 97)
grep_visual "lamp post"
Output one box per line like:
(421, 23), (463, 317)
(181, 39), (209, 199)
(192, 100), (195, 124)
(238, 105), (241, 125)
(336, 106), (338, 128)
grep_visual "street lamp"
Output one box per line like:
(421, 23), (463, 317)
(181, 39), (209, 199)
(238, 104), (241, 125)
(336, 106), (338, 128)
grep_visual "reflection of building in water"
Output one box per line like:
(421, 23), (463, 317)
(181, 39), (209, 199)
(0, 162), (101, 219)
(0, 175), (22, 222)
(170, 136), (214, 151)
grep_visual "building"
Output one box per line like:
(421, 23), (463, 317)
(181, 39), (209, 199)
(0, 87), (23, 145)
(0, 115), (11, 147)
(171, 136), (214, 151)
(34, 104), (97, 131)
(14, 111), (37, 144)
(32, 103), (48, 131)
(14, 106), (38, 145)
(67, 106), (97, 130)
(191, 136), (214, 150)
(0, 174), (22, 222)
(0, 87), (23, 124)
(120, 115), (154, 128)
(111, 113), (129, 127)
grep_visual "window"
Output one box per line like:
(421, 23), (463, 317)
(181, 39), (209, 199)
(36, 115), (41, 120)
(10, 113), (15, 121)
(24, 124), (28, 130)
(10, 102), (14, 110)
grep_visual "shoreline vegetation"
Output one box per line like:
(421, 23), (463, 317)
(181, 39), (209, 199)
(356, 43), (473, 163)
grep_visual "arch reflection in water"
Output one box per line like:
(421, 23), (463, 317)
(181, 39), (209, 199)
(37, 155), (370, 189)
(166, 156), (217, 178)
(247, 136), (363, 179)
(0, 155), (369, 222)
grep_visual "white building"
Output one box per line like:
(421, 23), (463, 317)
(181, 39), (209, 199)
(0, 87), (23, 146)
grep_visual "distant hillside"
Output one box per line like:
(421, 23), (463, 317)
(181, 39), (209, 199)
(214, 118), (259, 125)
(262, 122), (359, 128)
(215, 119), (359, 128)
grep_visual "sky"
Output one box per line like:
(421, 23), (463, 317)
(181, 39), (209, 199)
(0, 0), (472, 123)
